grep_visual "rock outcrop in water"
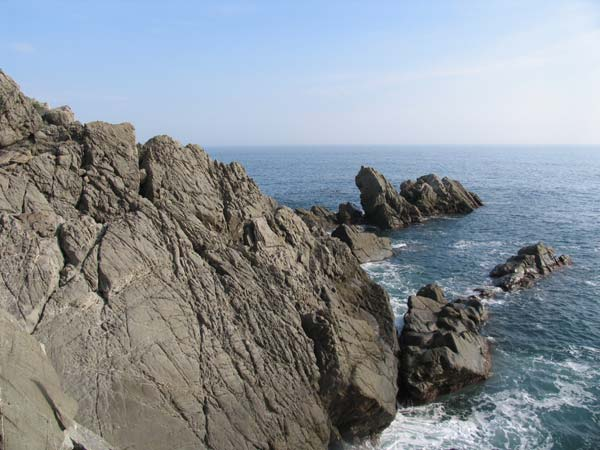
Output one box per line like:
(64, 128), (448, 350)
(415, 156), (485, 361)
(400, 174), (483, 216)
(355, 166), (423, 230)
(398, 284), (491, 403)
(355, 166), (482, 230)
(0, 71), (398, 450)
(490, 242), (573, 291)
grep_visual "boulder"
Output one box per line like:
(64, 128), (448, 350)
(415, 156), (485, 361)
(398, 284), (491, 403)
(337, 202), (363, 225)
(295, 204), (339, 232)
(400, 174), (483, 215)
(490, 242), (572, 291)
(355, 166), (422, 230)
(332, 224), (393, 263)
(43, 105), (76, 126)
(0, 71), (398, 450)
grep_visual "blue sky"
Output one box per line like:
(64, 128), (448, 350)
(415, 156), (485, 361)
(2, 0), (599, 145)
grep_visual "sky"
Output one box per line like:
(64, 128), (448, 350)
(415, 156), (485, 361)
(2, 0), (600, 146)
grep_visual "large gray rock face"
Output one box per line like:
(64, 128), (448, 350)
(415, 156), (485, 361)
(0, 71), (398, 450)
(490, 242), (572, 291)
(398, 284), (491, 403)
(355, 167), (482, 230)
(0, 309), (113, 450)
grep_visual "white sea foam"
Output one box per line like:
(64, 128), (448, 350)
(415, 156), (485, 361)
(354, 389), (556, 450)
(392, 242), (407, 249)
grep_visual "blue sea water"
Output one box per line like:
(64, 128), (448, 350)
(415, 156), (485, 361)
(210, 146), (600, 450)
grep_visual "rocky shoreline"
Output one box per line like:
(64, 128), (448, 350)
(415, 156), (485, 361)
(0, 71), (572, 450)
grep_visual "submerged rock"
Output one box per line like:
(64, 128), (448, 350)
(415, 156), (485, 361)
(355, 166), (482, 230)
(490, 242), (572, 291)
(0, 70), (398, 450)
(332, 224), (393, 263)
(398, 284), (491, 403)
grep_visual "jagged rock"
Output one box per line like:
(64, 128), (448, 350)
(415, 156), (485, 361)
(400, 174), (483, 215)
(398, 284), (491, 403)
(295, 205), (339, 232)
(0, 71), (398, 450)
(0, 71), (43, 147)
(332, 224), (393, 263)
(355, 167), (482, 230)
(355, 166), (422, 230)
(337, 202), (363, 225)
(490, 242), (572, 291)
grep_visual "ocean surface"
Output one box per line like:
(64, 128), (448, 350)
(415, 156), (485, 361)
(210, 146), (600, 450)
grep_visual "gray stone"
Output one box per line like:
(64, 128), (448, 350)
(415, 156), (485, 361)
(337, 202), (363, 225)
(398, 284), (491, 403)
(490, 242), (572, 291)
(0, 71), (43, 147)
(355, 167), (482, 230)
(332, 224), (393, 263)
(0, 71), (398, 450)
(355, 166), (422, 230)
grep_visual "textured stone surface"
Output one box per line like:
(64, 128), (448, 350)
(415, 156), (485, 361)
(332, 224), (393, 263)
(337, 202), (363, 225)
(355, 166), (422, 230)
(398, 284), (491, 403)
(0, 309), (114, 450)
(400, 174), (483, 216)
(490, 242), (572, 291)
(295, 205), (339, 232)
(0, 71), (43, 147)
(0, 71), (398, 450)
(355, 166), (482, 230)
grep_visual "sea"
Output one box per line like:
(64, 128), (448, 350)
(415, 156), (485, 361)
(210, 146), (600, 450)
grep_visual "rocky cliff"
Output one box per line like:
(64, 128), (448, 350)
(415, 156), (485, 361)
(0, 71), (398, 450)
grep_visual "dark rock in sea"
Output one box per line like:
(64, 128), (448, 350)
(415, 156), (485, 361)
(490, 242), (573, 291)
(332, 224), (393, 263)
(398, 284), (491, 403)
(400, 174), (483, 215)
(355, 166), (482, 230)
(337, 202), (364, 225)
(0, 71), (398, 450)
(355, 166), (422, 230)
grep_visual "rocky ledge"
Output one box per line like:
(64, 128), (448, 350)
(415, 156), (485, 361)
(398, 284), (491, 403)
(490, 242), (573, 291)
(0, 71), (398, 450)
(356, 166), (483, 230)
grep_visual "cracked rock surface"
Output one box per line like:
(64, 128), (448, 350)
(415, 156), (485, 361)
(0, 71), (398, 450)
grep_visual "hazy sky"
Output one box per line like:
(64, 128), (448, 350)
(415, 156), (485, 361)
(2, 0), (599, 145)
